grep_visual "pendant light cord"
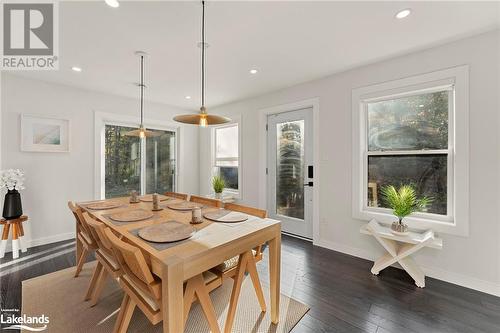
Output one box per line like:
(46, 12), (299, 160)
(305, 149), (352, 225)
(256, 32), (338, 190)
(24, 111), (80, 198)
(201, 0), (205, 109)
(140, 55), (145, 126)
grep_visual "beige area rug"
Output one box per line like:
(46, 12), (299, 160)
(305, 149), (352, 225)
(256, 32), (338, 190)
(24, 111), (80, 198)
(22, 263), (309, 333)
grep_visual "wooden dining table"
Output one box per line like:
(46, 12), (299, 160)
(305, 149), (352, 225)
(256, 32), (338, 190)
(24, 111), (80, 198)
(77, 196), (281, 333)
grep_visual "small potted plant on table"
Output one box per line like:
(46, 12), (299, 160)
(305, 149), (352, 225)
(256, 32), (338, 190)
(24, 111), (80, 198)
(381, 184), (432, 235)
(212, 175), (225, 200)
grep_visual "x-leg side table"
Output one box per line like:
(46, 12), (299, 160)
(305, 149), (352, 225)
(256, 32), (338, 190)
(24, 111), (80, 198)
(360, 219), (443, 288)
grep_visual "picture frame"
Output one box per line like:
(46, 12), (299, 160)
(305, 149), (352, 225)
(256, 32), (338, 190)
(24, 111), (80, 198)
(21, 114), (70, 153)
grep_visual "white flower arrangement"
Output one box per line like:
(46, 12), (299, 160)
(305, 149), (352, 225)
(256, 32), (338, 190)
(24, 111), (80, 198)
(0, 169), (25, 191)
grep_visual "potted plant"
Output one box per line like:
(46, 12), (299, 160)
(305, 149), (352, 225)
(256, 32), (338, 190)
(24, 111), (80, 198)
(212, 175), (225, 200)
(381, 184), (432, 235)
(1, 169), (25, 220)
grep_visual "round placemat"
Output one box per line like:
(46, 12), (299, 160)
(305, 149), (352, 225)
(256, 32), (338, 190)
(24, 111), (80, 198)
(203, 209), (248, 223)
(86, 201), (122, 210)
(138, 221), (195, 243)
(109, 209), (154, 222)
(139, 194), (171, 202)
(166, 202), (201, 211)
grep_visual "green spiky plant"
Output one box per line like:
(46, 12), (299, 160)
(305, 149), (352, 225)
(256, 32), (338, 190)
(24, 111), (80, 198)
(212, 175), (225, 194)
(381, 185), (432, 227)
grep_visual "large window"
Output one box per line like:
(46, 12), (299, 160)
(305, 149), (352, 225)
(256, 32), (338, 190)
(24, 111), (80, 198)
(213, 123), (240, 193)
(352, 66), (469, 235)
(104, 124), (176, 198)
(366, 90), (450, 215)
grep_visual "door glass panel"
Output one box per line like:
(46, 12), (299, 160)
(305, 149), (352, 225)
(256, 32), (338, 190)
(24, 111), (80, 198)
(146, 130), (176, 194)
(104, 125), (141, 198)
(276, 120), (305, 220)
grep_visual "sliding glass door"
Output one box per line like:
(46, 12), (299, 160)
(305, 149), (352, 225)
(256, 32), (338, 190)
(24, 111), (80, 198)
(104, 124), (176, 198)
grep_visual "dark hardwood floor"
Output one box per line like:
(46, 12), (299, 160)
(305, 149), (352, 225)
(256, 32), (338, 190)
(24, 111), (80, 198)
(1, 235), (499, 332)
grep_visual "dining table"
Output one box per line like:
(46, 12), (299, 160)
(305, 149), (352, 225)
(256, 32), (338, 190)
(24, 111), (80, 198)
(77, 195), (281, 333)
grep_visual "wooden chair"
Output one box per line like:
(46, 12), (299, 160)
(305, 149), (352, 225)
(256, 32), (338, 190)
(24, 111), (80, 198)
(68, 201), (97, 277)
(189, 195), (223, 208)
(211, 203), (268, 333)
(164, 192), (189, 201)
(104, 229), (222, 333)
(83, 213), (122, 306)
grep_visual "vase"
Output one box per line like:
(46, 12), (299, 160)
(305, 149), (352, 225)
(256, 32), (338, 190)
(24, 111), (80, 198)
(391, 218), (409, 235)
(214, 192), (222, 200)
(2, 189), (23, 220)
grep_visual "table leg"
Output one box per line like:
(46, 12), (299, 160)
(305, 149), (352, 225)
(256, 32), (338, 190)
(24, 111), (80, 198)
(11, 223), (19, 259)
(18, 222), (27, 253)
(161, 259), (184, 333)
(0, 224), (10, 259)
(268, 231), (281, 324)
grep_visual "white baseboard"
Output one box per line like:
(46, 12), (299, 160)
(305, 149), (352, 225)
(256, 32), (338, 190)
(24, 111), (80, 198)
(3, 232), (75, 253)
(314, 238), (500, 297)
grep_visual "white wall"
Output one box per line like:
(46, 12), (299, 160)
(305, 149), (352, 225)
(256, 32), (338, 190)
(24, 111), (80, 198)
(1, 74), (199, 248)
(200, 30), (500, 295)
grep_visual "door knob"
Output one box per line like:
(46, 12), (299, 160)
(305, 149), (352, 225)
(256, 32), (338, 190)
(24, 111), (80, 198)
(303, 181), (313, 187)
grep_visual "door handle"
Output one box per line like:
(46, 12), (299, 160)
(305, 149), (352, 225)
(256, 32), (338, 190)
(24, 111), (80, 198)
(303, 181), (313, 187)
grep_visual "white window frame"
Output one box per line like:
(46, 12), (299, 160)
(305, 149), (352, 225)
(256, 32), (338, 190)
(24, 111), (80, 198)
(352, 66), (469, 236)
(211, 117), (242, 198)
(94, 111), (180, 199)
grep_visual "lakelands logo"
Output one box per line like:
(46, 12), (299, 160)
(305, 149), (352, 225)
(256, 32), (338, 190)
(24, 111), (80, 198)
(1, 1), (59, 70)
(1, 313), (49, 331)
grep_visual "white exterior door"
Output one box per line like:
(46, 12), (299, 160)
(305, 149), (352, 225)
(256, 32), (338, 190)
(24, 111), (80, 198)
(267, 108), (313, 239)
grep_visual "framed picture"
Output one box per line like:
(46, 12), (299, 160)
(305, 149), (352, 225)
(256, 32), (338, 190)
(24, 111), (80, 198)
(21, 114), (70, 152)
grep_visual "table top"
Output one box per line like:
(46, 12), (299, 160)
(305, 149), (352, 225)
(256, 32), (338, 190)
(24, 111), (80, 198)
(78, 196), (281, 278)
(1, 215), (28, 224)
(360, 219), (443, 249)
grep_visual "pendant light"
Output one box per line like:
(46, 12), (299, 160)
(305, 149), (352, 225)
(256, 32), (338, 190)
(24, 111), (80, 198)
(125, 51), (159, 138)
(173, 1), (230, 127)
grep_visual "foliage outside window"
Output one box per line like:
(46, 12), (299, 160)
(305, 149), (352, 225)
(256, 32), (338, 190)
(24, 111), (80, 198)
(214, 124), (239, 192)
(366, 89), (450, 216)
(105, 125), (176, 198)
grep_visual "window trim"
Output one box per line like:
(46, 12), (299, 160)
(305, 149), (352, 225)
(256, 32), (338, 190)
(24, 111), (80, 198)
(352, 66), (469, 236)
(211, 117), (242, 198)
(94, 111), (180, 199)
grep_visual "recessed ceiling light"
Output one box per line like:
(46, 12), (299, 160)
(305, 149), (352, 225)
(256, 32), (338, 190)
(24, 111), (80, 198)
(71, 66), (82, 72)
(185, 95), (192, 100)
(249, 69), (258, 74)
(395, 9), (411, 19)
(105, 0), (119, 8)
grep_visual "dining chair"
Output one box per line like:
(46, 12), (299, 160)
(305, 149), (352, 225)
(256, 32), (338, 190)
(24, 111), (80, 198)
(83, 213), (122, 306)
(189, 195), (223, 208)
(211, 203), (268, 333)
(68, 201), (98, 277)
(164, 192), (189, 201)
(104, 228), (222, 333)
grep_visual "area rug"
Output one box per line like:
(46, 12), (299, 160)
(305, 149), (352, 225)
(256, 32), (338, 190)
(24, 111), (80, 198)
(22, 263), (309, 332)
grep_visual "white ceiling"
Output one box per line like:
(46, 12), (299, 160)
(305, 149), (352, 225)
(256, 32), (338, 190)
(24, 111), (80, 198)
(13, 1), (500, 110)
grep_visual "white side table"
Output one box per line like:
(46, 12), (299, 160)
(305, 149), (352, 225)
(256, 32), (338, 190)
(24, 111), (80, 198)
(360, 219), (443, 288)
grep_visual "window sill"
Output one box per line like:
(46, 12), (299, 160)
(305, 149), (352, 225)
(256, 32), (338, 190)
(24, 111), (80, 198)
(353, 209), (468, 237)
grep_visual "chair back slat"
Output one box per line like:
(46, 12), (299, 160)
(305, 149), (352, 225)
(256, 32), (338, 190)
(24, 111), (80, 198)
(224, 203), (267, 218)
(68, 201), (94, 240)
(84, 213), (113, 252)
(104, 228), (156, 288)
(189, 195), (223, 208)
(164, 192), (189, 200)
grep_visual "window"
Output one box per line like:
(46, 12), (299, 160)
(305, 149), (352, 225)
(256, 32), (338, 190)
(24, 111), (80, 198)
(352, 66), (469, 235)
(104, 124), (176, 198)
(367, 90), (451, 215)
(213, 123), (240, 194)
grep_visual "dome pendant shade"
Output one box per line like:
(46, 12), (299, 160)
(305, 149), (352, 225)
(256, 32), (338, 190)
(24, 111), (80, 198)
(173, 107), (230, 127)
(124, 126), (161, 138)
(173, 1), (231, 126)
